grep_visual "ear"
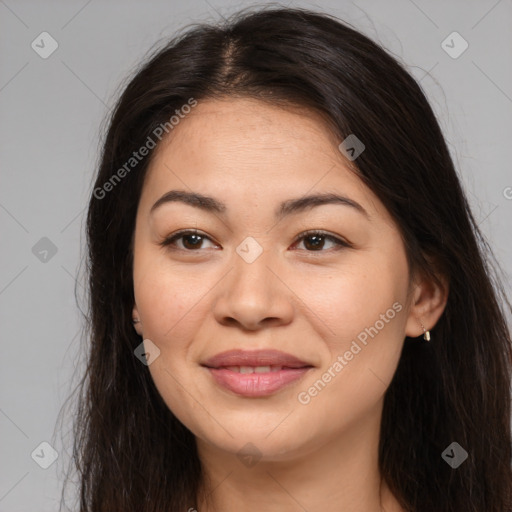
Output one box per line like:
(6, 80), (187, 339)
(405, 270), (449, 338)
(132, 304), (143, 336)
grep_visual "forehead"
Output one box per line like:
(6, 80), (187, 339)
(149, 98), (348, 171)
(139, 98), (384, 222)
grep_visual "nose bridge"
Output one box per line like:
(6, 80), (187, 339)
(230, 240), (277, 301)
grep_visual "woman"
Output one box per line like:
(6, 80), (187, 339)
(66, 6), (512, 512)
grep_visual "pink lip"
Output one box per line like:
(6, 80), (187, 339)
(201, 349), (311, 369)
(206, 367), (312, 397)
(201, 349), (314, 397)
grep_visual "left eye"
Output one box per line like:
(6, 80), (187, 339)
(159, 230), (349, 252)
(292, 231), (349, 252)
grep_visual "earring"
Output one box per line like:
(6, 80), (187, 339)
(420, 323), (431, 342)
(132, 318), (140, 324)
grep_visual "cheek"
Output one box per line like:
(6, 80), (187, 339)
(296, 256), (408, 345)
(133, 244), (212, 343)
(292, 275), (406, 433)
(133, 256), (211, 426)
(294, 252), (408, 392)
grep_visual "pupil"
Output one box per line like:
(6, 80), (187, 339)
(184, 234), (202, 249)
(305, 235), (324, 250)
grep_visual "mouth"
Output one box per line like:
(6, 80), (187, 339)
(219, 365), (310, 373)
(201, 348), (313, 369)
(200, 349), (314, 397)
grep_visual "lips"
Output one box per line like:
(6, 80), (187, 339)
(201, 349), (312, 369)
(201, 349), (314, 397)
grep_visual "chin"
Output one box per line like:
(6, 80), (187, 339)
(195, 423), (317, 463)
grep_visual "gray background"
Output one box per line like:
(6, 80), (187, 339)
(1, 0), (511, 510)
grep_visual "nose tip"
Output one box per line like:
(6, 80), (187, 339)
(212, 253), (294, 331)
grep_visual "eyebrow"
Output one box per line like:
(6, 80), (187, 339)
(150, 189), (369, 220)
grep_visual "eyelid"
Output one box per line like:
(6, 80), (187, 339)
(290, 229), (351, 249)
(159, 228), (218, 250)
(159, 229), (351, 252)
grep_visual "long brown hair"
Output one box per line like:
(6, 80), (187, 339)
(61, 6), (512, 511)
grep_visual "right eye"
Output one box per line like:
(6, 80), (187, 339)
(158, 229), (219, 251)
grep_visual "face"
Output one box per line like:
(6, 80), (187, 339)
(132, 97), (417, 463)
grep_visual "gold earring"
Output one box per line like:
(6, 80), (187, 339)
(420, 323), (431, 342)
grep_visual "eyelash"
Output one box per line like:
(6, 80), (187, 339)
(158, 229), (351, 253)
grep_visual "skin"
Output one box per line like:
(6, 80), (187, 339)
(132, 97), (448, 512)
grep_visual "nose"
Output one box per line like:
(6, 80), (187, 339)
(212, 248), (294, 331)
